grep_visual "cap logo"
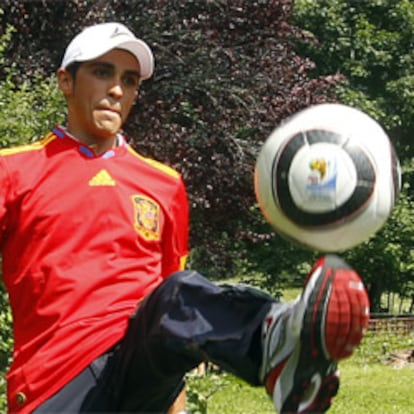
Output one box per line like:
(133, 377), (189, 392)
(110, 26), (130, 39)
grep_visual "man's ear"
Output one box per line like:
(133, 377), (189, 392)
(57, 68), (74, 97)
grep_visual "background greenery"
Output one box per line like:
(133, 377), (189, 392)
(0, 0), (413, 412)
(186, 331), (414, 414)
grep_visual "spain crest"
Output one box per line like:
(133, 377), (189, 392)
(131, 195), (161, 241)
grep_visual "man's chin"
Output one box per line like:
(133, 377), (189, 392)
(94, 124), (122, 138)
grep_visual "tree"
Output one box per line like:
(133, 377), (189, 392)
(292, 0), (414, 158)
(291, 0), (414, 311)
(0, 0), (342, 276)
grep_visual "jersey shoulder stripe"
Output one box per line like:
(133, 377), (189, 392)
(126, 145), (180, 180)
(0, 132), (57, 157)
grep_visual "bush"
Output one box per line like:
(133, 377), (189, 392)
(0, 72), (65, 148)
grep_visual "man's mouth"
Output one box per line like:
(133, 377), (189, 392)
(98, 106), (121, 115)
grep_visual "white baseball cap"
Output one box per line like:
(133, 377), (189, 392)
(60, 22), (154, 80)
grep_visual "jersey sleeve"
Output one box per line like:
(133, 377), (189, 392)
(0, 156), (11, 241)
(161, 176), (189, 278)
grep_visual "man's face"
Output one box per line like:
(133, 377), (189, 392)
(59, 49), (141, 144)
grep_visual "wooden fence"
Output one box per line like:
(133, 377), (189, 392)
(368, 315), (414, 335)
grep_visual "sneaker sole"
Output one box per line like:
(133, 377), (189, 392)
(302, 254), (370, 360)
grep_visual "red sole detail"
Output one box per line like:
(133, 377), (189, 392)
(324, 269), (370, 360)
(265, 357), (289, 395)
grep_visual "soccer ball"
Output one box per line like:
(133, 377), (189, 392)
(254, 103), (401, 252)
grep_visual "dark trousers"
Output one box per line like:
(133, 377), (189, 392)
(34, 271), (274, 413)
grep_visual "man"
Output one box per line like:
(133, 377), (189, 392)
(0, 22), (369, 413)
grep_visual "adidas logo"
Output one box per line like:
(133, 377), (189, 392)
(89, 169), (116, 186)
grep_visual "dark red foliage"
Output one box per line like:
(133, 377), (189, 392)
(0, 0), (341, 274)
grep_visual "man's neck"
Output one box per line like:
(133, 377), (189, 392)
(61, 126), (122, 155)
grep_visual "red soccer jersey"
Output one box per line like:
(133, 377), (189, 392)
(0, 126), (189, 413)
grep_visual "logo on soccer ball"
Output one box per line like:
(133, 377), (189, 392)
(307, 157), (337, 201)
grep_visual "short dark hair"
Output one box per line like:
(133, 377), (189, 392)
(65, 61), (82, 80)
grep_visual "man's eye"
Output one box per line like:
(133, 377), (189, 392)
(93, 67), (112, 78)
(123, 75), (140, 88)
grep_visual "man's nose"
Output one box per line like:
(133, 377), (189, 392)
(108, 81), (123, 99)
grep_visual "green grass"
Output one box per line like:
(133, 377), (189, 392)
(187, 374), (275, 414)
(189, 363), (414, 414)
(281, 287), (302, 302)
(332, 363), (413, 413)
(186, 332), (414, 414)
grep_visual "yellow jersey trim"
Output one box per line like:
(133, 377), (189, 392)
(0, 133), (57, 156)
(179, 255), (188, 270)
(127, 146), (180, 179)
